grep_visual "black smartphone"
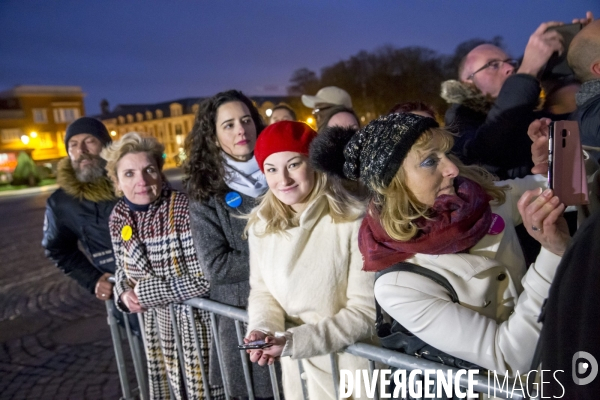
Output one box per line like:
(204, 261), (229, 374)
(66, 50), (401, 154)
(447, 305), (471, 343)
(237, 340), (273, 350)
(541, 23), (583, 80)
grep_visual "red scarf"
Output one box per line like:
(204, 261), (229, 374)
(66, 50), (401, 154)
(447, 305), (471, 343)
(360, 177), (493, 272)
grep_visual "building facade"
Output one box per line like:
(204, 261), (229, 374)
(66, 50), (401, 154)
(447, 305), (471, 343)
(0, 85), (85, 171)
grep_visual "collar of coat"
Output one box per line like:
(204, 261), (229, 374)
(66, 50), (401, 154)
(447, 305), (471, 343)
(257, 193), (329, 231)
(576, 78), (600, 106)
(56, 157), (116, 202)
(440, 79), (495, 114)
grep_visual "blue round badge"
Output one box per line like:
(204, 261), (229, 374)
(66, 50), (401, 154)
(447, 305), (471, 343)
(225, 191), (242, 208)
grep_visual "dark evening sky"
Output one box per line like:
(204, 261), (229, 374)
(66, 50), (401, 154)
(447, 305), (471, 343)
(1, 1), (598, 115)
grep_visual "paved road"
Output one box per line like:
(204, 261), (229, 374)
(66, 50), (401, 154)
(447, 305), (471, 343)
(0, 169), (185, 399)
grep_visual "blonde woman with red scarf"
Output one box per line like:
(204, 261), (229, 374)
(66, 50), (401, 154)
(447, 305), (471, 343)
(310, 113), (570, 384)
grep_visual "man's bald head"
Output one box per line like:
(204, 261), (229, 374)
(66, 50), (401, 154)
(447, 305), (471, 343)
(460, 44), (507, 80)
(568, 20), (600, 83)
(459, 44), (515, 98)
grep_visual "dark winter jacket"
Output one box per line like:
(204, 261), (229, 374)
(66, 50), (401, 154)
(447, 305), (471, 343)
(539, 209), (600, 399)
(189, 191), (278, 397)
(443, 74), (573, 180)
(42, 157), (118, 294)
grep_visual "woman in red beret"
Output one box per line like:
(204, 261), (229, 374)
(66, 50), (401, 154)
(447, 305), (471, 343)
(244, 121), (376, 399)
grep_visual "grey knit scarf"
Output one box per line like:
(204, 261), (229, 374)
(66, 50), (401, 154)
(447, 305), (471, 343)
(576, 79), (600, 106)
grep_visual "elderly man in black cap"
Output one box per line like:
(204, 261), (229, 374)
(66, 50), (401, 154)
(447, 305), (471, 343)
(42, 117), (118, 301)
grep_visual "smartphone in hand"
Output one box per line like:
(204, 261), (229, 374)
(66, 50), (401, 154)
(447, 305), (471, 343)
(542, 23), (583, 80)
(548, 120), (588, 206)
(238, 340), (273, 350)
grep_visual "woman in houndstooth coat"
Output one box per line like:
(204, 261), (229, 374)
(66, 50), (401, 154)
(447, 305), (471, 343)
(105, 132), (225, 400)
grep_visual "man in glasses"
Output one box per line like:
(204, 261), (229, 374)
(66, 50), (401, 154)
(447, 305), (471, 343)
(441, 17), (591, 180)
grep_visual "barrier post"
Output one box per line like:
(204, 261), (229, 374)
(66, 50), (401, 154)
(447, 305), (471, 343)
(210, 312), (231, 400)
(105, 300), (134, 400)
(169, 304), (191, 399)
(234, 319), (255, 400)
(187, 305), (212, 400)
(124, 313), (149, 400)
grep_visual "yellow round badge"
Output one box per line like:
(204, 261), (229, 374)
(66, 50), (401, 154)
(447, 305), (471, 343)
(121, 225), (133, 241)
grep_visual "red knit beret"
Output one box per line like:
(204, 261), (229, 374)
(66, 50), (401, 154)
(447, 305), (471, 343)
(254, 121), (318, 172)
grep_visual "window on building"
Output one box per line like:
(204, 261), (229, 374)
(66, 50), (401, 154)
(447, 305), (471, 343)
(53, 108), (80, 123)
(175, 124), (183, 145)
(136, 113), (143, 122)
(1, 128), (23, 143)
(126, 114), (134, 123)
(170, 103), (183, 117)
(192, 104), (200, 114)
(118, 116), (125, 124)
(32, 108), (48, 123)
(145, 111), (153, 120)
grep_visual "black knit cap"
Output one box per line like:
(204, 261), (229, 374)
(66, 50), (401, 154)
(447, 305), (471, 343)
(64, 117), (111, 148)
(310, 113), (439, 190)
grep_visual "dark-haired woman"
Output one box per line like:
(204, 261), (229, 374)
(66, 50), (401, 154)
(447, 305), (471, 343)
(184, 90), (277, 399)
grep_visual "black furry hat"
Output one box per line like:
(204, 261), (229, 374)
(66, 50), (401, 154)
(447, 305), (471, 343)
(310, 113), (439, 190)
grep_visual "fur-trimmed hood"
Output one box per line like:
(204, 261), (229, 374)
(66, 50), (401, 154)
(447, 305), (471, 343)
(56, 157), (116, 202)
(440, 79), (495, 114)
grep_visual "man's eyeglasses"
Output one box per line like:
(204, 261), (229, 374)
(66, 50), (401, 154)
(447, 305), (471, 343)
(467, 59), (519, 80)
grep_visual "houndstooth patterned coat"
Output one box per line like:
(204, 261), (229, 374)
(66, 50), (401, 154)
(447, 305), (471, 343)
(111, 186), (225, 400)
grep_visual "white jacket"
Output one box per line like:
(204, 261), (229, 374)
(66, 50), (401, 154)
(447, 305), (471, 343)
(375, 174), (561, 376)
(247, 195), (376, 399)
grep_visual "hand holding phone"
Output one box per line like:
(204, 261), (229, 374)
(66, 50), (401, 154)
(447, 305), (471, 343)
(541, 23), (583, 80)
(548, 120), (588, 206)
(238, 340), (273, 350)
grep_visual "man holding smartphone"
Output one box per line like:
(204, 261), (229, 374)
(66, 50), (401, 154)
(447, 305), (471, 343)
(442, 12), (594, 180)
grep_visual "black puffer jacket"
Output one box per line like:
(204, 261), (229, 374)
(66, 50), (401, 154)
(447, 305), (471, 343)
(42, 158), (118, 294)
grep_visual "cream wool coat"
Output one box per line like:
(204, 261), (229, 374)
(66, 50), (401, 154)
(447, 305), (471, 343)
(247, 195), (376, 400)
(375, 174), (562, 377)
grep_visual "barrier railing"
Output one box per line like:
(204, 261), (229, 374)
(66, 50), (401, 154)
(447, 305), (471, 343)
(106, 295), (537, 400)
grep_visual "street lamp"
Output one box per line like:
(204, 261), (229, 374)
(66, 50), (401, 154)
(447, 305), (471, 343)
(30, 131), (38, 138)
(110, 130), (117, 137)
(306, 117), (314, 125)
(265, 108), (273, 117)
(21, 135), (30, 145)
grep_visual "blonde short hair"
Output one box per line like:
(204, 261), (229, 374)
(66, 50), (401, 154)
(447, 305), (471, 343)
(102, 132), (165, 196)
(372, 127), (507, 241)
(245, 167), (366, 237)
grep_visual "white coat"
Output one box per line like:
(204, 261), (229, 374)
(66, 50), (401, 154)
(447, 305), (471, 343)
(247, 195), (376, 400)
(375, 174), (561, 376)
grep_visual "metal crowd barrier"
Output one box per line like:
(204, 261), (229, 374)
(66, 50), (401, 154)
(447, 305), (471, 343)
(105, 295), (536, 400)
